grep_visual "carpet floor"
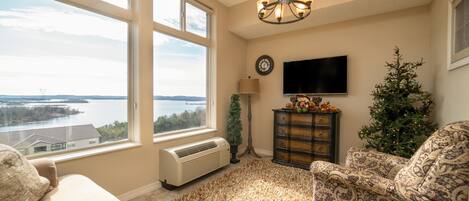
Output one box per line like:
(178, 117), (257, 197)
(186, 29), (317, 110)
(174, 160), (313, 201)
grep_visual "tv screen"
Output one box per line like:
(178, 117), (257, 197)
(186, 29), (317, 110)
(283, 56), (347, 94)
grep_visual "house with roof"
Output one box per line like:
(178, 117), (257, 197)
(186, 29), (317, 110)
(0, 124), (101, 155)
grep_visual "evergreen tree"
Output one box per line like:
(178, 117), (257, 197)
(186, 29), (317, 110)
(226, 94), (242, 145)
(359, 47), (437, 158)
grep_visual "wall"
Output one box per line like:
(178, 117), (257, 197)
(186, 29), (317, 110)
(55, 0), (247, 197)
(431, 0), (469, 125)
(245, 6), (434, 164)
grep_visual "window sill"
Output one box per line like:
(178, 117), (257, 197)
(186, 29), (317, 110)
(153, 128), (218, 144)
(29, 142), (142, 164)
(449, 56), (469, 70)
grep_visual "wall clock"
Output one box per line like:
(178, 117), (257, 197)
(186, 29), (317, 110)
(255, 55), (274, 76)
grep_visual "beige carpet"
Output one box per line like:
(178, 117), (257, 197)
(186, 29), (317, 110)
(174, 160), (313, 201)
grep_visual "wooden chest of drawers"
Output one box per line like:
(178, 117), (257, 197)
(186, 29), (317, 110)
(272, 109), (340, 170)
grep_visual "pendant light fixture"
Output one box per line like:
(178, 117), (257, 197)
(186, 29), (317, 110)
(257, 0), (313, 24)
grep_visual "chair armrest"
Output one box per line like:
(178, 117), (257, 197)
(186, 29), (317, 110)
(345, 147), (409, 179)
(311, 161), (400, 199)
(30, 158), (59, 187)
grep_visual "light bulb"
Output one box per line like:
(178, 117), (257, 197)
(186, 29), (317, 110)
(275, 4), (283, 21)
(257, 0), (264, 12)
(296, 3), (306, 16)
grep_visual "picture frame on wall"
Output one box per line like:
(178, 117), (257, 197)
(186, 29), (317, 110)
(448, 0), (469, 70)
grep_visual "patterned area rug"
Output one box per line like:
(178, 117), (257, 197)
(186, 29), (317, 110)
(174, 160), (313, 201)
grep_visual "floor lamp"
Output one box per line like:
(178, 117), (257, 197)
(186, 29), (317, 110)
(238, 77), (261, 158)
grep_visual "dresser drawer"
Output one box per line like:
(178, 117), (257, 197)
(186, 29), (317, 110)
(275, 150), (289, 162)
(312, 143), (330, 155)
(313, 129), (331, 141)
(290, 152), (313, 165)
(289, 140), (311, 152)
(275, 138), (288, 149)
(275, 112), (290, 124)
(275, 125), (289, 137)
(290, 153), (331, 165)
(314, 114), (331, 126)
(288, 140), (331, 155)
(290, 113), (313, 126)
(289, 127), (312, 139)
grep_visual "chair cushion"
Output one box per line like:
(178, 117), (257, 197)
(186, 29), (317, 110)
(394, 121), (469, 200)
(40, 174), (119, 201)
(418, 141), (469, 200)
(0, 144), (50, 201)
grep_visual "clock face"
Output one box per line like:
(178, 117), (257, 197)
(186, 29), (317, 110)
(256, 55), (274, 76)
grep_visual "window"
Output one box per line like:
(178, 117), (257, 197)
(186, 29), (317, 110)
(0, 0), (130, 156)
(153, 0), (211, 135)
(186, 3), (208, 37)
(153, 33), (207, 134)
(154, 0), (181, 29)
(51, 143), (65, 151)
(449, 0), (469, 69)
(34, 146), (48, 153)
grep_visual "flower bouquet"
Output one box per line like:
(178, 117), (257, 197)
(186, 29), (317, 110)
(286, 95), (340, 113)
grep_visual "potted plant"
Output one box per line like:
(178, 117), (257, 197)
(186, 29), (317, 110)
(226, 94), (242, 164)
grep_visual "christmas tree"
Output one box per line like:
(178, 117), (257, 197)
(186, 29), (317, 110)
(359, 47), (437, 158)
(227, 94), (242, 145)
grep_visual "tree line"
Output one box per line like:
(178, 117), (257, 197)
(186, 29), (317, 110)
(98, 108), (205, 142)
(0, 106), (80, 127)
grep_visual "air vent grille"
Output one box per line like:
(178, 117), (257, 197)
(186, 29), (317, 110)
(175, 141), (217, 158)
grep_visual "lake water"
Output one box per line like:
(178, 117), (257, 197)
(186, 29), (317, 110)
(0, 100), (205, 132)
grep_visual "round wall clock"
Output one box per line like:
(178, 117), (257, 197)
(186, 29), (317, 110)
(255, 55), (274, 76)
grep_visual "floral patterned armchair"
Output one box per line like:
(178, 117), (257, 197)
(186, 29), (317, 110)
(310, 121), (469, 201)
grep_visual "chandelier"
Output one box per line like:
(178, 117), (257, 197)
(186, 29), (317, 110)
(257, 0), (313, 24)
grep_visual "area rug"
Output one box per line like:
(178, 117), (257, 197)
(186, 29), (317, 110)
(174, 160), (313, 201)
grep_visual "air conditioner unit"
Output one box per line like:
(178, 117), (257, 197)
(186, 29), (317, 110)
(159, 137), (230, 190)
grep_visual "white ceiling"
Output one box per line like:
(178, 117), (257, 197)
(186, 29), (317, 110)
(227, 0), (433, 39)
(217, 0), (249, 7)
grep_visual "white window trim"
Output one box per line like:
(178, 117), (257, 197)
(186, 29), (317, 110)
(447, 0), (469, 70)
(153, 0), (215, 137)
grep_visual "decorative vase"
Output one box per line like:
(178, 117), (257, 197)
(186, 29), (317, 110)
(230, 144), (240, 164)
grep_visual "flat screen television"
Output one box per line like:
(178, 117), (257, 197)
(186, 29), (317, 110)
(283, 56), (347, 95)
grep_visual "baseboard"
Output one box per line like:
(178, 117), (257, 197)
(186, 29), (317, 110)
(117, 181), (161, 201)
(255, 147), (273, 157)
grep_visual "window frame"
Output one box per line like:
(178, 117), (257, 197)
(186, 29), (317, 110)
(152, 0), (214, 136)
(5, 0), (137, 159)
(448, 0), (469, 70)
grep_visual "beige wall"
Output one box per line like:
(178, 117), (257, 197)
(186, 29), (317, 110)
(55, 0), (247, 196)
(245, 6), (434, 164)
(431, 0), (469, 125)
(49, 0), (469, 197)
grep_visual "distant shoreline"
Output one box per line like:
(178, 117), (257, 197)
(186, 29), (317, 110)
(0, 95), (206, 102)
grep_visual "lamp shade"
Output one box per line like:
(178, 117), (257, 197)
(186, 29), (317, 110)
(239, 78), (260, 94)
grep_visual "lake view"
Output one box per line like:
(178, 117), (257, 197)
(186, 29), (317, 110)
(0, 99), (206, 132)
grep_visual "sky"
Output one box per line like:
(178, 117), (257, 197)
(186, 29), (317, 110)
(0, 0), (207, 97)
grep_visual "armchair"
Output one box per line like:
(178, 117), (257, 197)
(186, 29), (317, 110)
(311, 121), (469, 201)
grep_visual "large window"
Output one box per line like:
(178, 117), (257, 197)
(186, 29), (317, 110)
(0, 0), (129, 156)
(153, 1), (211, 135)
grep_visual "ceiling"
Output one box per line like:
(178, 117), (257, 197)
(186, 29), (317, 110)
(224, 0), (433, 39)
(217, 0), (249, 7)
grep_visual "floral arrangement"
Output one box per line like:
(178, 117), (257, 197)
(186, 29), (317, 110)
(285, 95), (340, 113)
(294, 95), (311, 113)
